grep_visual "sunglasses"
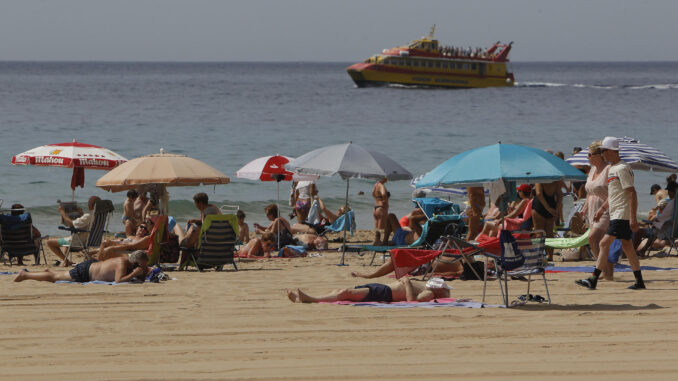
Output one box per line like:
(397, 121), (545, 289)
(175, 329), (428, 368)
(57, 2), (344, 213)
(139, 225), (148, 230)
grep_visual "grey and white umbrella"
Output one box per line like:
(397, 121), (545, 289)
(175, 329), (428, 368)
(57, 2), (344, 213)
(566, 137), (678, 172)
(286, 142), (412, 265)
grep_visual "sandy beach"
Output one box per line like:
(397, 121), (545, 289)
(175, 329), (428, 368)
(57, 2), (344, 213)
(1, 230), (677, 381)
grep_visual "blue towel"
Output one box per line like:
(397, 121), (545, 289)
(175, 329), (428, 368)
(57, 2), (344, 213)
(324, 210), (355, 236)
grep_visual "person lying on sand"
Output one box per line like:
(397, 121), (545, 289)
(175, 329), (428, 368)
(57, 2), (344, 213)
(287, 277), (451, 303)
(238, 232), (276, 258)
(14, 250), (149, 284)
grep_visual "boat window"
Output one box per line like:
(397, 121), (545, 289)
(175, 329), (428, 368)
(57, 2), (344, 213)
(463, 64), (469, 70)
(442, 62), (448, 69)
(414, 61), (419, 67)
(472, 64), (477, 70)
(428, 61), (433, 68)
(435, 62), (441, 68)
(456, 63), (463, 69)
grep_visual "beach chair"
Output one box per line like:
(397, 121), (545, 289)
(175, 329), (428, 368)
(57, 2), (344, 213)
(181, 214), (239, 271)
(0, 212), (46, 266)
(146, 215), (169, 266)
(60, 199), (114, 261)
(556, 199), (586, 237)
(412, 197), (461, 220)
(665, 200), (678, 255)
(322, 210), (355, 236)
(219, 204), (239, 215)
(485, 230), (550, 307)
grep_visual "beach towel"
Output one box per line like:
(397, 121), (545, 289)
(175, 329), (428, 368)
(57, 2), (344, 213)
(545, 230), (590, 249)
(323, 298), (504, 309)
(545, 264), (678, 273)
(278, 245), (307, 258)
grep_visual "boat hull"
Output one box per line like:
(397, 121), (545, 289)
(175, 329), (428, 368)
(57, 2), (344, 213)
(347, 63), (513, 89)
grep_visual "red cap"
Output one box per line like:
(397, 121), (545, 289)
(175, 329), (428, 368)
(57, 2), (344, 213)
(517, 184), (532, 193)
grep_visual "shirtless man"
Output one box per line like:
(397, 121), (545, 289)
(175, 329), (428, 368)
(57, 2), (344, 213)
(372, 177), (389, 244)
(123, 189), (139, 237)
(134, 189), (149, 222)
(14, 250), (149, 284)
(182, 192), (221, 248)
(287, 277), (451, 303)
(466, 187), (485, 241)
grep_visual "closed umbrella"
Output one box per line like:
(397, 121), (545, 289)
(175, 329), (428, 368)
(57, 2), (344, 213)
(11, 140), (127, 200)
(566, 137), (678, 172)
(96, 149), (229, 214)
(286, 142), (412, 265)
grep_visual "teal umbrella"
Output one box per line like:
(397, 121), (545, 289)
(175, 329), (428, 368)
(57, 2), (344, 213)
(415, 143), (586, 188)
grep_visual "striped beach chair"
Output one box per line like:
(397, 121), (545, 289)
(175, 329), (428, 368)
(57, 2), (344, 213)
(61, 200), (114, 261)
(0, 213), (46, 265)
(183, 214), (239, 271)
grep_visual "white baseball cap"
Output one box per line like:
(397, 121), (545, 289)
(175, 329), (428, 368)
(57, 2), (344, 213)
(601, 136), (620, 151)
(425, 277), (452, 290)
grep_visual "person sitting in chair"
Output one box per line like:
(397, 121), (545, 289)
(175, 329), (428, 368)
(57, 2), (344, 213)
(95, 219), (154, 261)
(287, 277), (451, 303)
(181, 192), (221, 248)
(0, 204), (42, 266)
(45, 196), (99, 267)
(14, 250), (149, 284)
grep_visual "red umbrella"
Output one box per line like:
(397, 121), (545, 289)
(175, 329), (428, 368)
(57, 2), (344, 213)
(12, 140), (127, 199)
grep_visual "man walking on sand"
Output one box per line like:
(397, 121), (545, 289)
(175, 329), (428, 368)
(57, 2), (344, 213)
(576, 136), (646, 290)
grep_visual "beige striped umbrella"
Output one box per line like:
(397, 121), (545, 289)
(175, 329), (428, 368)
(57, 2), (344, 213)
(96, 149), (229, 214)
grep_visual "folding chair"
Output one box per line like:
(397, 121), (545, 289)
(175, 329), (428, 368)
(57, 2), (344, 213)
(665, 200), (678, 255)
(322, 210), (355, 236)
(0, 213), (46, 265)
(220, 204), (240, 215)
(60, 200), (114, 261)
(485, 230), (550, 307)
(181, 214), (239, 271)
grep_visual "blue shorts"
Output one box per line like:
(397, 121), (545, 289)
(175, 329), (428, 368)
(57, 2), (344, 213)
(355, 283), (393, 303)
(607, 219), (632, 240)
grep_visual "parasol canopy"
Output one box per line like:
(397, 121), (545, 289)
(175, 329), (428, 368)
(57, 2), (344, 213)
(96, 149), (229, 192)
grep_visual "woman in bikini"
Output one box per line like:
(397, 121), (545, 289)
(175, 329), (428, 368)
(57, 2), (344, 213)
(532, 181), (560, 260)
(372, 177), (389, 244)
(253, 204), (297, 249)
(466, 187), (486, 241)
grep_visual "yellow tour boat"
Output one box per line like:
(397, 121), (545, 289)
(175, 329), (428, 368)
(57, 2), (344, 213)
(347, 26), (514, 89)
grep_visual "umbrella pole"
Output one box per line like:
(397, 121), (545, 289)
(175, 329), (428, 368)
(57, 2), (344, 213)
(338, 178), (350, 266)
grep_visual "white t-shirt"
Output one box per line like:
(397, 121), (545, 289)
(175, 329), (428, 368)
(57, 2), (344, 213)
(63, 213), (92, 246)
(607, 162), (634, 220)
(653, 198), (674, 229)
(296, 181), (314, 200)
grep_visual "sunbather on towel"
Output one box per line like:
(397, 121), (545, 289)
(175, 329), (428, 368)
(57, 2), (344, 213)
(14, 250), (149, 284)
(287, 277), (451, 303)
(350, 256), (463, 279)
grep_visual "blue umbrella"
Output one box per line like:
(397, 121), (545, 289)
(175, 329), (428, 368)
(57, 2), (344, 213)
(566, 137), (678, 172)
(416, 143), (587, 189)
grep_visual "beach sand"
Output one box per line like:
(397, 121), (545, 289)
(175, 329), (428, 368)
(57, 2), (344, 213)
(2, 231), (678, 380)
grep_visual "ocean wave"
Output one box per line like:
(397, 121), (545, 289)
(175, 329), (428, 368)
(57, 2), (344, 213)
(625, 83), (678, 90)
(517, 81), (677, 90)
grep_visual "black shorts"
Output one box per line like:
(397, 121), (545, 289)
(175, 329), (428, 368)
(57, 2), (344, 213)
(355, 283), (393, 303)
(606, 219), (632, 240)
(69, 259), (98, 283)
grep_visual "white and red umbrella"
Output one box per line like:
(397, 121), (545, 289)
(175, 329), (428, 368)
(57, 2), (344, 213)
(12, 140), (127, 199)
(236, 155), (317, 247)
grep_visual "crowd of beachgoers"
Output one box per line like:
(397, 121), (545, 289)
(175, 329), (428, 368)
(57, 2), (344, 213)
(3, 136), (677, 304)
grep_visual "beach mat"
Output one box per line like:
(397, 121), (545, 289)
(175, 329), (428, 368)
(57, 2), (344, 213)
(322, 297), (504, 309)
(546, 264), (678, 273)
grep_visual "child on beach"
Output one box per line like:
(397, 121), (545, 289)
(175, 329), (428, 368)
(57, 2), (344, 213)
(236, 210), (250, 244)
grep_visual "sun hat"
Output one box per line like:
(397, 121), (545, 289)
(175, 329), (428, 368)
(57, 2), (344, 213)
(425, 277), (452, 290)
(601, 136), (620, 151)
(516, 184), (532, 193)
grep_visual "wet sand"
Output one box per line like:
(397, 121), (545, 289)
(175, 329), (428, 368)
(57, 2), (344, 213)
(2, 231), (678, 380)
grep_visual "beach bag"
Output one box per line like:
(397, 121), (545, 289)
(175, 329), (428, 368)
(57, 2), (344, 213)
(159, 233), (180, 263)
(305, 199), (322, 225)
(499, 230), (524, 270)
(607, 239), (623, 264)
(561, 247), (583, 261)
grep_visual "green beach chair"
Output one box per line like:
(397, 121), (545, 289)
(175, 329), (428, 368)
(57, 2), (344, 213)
(181, 214), (239, 271)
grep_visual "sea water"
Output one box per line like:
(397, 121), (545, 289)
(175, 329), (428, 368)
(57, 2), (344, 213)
(0, 61), (676, 235)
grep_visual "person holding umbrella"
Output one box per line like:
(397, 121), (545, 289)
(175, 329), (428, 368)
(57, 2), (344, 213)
(576, 137), (646, 290)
